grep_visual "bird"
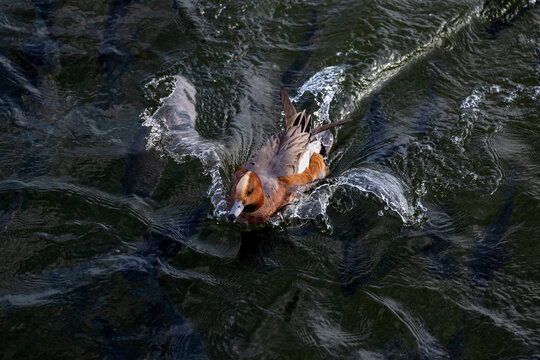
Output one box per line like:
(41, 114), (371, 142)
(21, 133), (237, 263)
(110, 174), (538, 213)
(228, 87), (350, 224)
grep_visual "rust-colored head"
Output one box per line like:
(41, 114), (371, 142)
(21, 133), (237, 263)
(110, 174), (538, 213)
(228, 171), (264, 221)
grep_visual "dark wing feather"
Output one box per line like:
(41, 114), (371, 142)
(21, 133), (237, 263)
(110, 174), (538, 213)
(280, 87), (297, 130)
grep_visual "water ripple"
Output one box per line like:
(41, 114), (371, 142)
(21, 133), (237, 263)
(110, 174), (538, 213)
(364, 290), (448, 359)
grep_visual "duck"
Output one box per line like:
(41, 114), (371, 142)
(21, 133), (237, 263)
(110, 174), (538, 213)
(228, 87), (350, 224)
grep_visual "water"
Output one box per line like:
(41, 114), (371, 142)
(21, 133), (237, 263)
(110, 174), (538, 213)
(1, 0), (539, 358)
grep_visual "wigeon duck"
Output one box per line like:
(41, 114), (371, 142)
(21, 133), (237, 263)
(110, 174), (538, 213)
(228, 87), (351, 224)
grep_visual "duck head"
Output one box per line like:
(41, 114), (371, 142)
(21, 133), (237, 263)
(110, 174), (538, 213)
(228, 171), (264, 221)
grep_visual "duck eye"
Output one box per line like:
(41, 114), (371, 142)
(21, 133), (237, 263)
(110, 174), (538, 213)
(247, 184), (254, 195)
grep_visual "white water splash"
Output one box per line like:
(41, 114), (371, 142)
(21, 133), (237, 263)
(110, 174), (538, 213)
(338, 168), (417, 223)
(276, 182), (333, 229)
(281, 167), (424, 228)
(140, 75), (229, 219)
(292, 66), (347, 126)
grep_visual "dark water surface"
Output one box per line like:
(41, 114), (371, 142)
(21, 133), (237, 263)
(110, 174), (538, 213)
(1, 0), (539, 358)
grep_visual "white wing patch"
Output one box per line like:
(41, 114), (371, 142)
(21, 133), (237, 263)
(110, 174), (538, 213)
(297, 140), (321, 173)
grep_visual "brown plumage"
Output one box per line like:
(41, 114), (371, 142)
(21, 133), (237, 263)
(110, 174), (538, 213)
(228, 87), (349, 224)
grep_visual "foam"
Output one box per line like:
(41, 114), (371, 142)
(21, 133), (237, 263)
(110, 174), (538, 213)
(454, 82), (537, 194)
(455, 82), (539, 149)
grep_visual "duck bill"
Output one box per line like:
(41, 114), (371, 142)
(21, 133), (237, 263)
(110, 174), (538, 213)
(228, 200), (244, 221)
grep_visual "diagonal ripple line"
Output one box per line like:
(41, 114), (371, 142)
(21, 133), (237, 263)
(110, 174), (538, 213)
(349, 5), (483, 106)
(0, 178), (154, 227)
(364, 289), (448, 359)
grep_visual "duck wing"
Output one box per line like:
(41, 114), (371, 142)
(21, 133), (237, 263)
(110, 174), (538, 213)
(247, 111), (312, 192)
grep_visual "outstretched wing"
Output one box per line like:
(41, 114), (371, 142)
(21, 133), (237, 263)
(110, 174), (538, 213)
(246, 111), (312, 192)
(271, 110), (312, 176)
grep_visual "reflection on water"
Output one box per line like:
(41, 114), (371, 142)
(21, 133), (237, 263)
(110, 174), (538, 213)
(0, 0), (539, 358)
